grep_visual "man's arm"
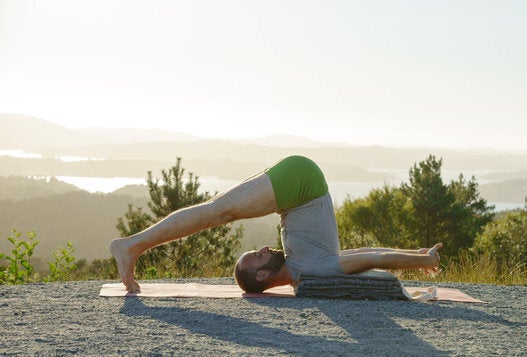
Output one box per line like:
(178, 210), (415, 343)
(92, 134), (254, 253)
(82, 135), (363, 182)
(340, 247), (420, 255)
(338, 243), (443, 274)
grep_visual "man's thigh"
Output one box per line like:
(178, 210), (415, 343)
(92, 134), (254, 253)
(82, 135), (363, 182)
(211, 172), (278, 220)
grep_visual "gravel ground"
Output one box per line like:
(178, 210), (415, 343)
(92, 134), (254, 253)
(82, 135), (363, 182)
(1, 278), (526, 356)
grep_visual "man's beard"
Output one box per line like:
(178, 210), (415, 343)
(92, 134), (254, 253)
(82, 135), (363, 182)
(258, 249), (285, 274)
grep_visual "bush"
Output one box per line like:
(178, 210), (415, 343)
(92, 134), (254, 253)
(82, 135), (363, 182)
(0, 230), (39, 284)
(45, 241), (77, 282)
(473, 208), (527, 270)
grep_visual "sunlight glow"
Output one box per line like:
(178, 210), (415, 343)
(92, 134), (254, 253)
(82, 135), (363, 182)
(1, 0), (526, 149)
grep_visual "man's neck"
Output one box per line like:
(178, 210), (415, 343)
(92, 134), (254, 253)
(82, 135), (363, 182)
(266, 264), (295, 288)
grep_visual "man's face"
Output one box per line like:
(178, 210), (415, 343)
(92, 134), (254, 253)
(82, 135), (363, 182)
(239, 246), (285, 274)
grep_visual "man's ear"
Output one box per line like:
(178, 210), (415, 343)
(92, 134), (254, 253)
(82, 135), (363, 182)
(255, 270), (271, 281)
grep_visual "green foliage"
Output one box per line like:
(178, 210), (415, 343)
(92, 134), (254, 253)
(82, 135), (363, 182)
(71, 258), (118, 280)
(473, 209), (527, 269)
(0, 230), (39, 284)
(447, 173), (495, 253)
(401, 155), (456, 249)
(400, 250), (527, 285)
(167, 225), (243, 277)
(336, 155), (495, 258)
(143, 266), (159, 280)
(116, 157), (242, 278)
(402, 155), (494, 256)
(116, 204), (154, 239)
(45, 241), (77, 282)
(336, 186), (411, 249)
(0, 190), (148, 263)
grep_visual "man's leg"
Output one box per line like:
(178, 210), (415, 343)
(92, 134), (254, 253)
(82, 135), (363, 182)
(110, 172), (278, 291)
(338, 243), (443, 274)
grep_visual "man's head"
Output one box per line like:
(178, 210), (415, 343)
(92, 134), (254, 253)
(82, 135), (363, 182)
(234, 246), (285, 293)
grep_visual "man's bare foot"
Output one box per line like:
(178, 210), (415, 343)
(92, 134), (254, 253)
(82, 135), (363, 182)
(110, 238), (141, 292)
(428, 243), (443, 261)
(422, 242), (443, 275)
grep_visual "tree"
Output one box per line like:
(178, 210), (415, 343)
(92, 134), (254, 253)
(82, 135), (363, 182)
(473, 208), (527, 269)
(116, 158), (242, 278)
(336, 155), (494, 258)
(336, 185), (412, 249)
(447, 173), (495, 253)
(401, 155), (455, 250)
(401, 155), (494, 257)
(336, 197), (380, 249)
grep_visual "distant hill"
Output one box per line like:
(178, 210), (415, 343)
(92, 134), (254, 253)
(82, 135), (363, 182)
(0, 113), (334, 150)
(0, 176), (79, 201)
(0, 190), (149, 260)
(0, 113), (106, 150)
(2, 112), (527, 199)
(0, 179), (275, 261)
(113, 184), (149, 198)
(479, 179), (527, 203)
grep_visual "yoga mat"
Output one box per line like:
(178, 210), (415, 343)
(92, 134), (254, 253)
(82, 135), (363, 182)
(404, 286), (486, 303)
(99, 283), (485, 303)
(99, 283), (294, 298)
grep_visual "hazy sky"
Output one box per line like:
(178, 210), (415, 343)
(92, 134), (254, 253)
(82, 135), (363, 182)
(1, 0), (526, 149)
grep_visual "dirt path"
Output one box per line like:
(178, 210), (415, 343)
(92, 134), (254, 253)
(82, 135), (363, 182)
(1, 278), (526, 356)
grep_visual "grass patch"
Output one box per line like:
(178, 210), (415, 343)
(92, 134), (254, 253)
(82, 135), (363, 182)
(400, 251), (527, 285)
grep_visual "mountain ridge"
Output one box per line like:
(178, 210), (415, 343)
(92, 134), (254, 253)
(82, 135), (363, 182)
(1, 113), (346, 149)
(5, 113), (527, 153)
(2, 112), (527, 181)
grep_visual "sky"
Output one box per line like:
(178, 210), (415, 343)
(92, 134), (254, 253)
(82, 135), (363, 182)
(1, 0), (526, 149)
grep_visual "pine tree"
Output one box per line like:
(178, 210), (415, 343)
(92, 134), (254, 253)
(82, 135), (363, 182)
(401, 155), (455, 250)
(116, 158), (242, 278)
(401, 155), (494, 257)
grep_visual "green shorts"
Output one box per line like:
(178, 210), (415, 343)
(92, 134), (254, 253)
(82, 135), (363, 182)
(264, 156), (328, 213)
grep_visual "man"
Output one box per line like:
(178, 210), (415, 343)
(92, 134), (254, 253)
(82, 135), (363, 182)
(111, 156), (442, 293)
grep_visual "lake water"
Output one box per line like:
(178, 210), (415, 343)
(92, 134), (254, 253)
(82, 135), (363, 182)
(0, 149), (105, 162)
(55, 175), (384, 203)
(1, 150), (523, 211)
(55, 175), (523, 212)
(0, 149), (42, 159)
